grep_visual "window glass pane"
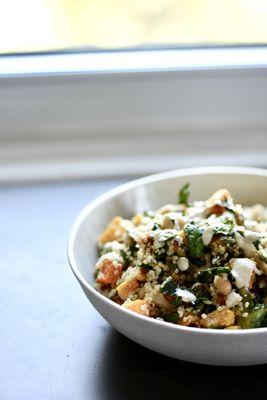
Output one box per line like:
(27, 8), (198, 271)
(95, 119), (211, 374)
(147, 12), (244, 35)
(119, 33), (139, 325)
(1, 0), (267, 54)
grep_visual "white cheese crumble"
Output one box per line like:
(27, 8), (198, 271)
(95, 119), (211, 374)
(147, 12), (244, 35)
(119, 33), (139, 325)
(234, 232), (257, 257)
(175, 288), (196, 303)
(244, 230), (262, 241)
(186, 204), (205, 218)
(231, 258), (256, 289)
(128, 226), (148, 242)
(121, 266), (140, 281)
(95, 251), (123, 269)
(226, 291), (242, 308)
(254, 266), (263, 276)
(178, 257), (189, 271)
(103, 241), (125, 253)
(153, 229), (182, 249)
(163, 212), (182, 228)
(202, 226), (214, 246)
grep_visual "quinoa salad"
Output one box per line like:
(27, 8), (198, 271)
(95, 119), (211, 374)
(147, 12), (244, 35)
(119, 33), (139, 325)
(94, 185), (267, 329)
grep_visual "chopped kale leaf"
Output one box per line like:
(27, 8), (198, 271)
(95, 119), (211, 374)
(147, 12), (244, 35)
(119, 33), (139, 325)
(191, 283), (215, 313)
(221, 200), (235, 215)
(152, 223), (160, 231)
(213, 218), (235, 236)
(196, 266), (230, 284)
(155, 230), (177, 242)
(160, 277), (177, 296)
(184, 221), (205, 261)
(238, 305), (267, 329)
(239, 288), (255, 311)
(140, 264), (153, 271)
(257, 286), (267, 305)
(165, 313), (179, 324)
(171, 297), (182, 307)
(253, 239), (261, 250)
(120, 249), (131, 268)
(154, 252), (166, 263)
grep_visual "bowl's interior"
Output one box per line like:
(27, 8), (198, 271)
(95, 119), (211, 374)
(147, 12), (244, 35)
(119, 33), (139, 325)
(71, 168), (267, 286)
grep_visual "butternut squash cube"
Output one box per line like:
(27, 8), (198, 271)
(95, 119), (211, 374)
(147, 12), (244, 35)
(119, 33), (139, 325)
(116, 279), (139, 300)
(123, 299), (150, 316)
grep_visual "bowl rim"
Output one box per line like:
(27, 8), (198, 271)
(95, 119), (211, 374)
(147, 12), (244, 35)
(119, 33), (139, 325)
(68, 166), (267, 335)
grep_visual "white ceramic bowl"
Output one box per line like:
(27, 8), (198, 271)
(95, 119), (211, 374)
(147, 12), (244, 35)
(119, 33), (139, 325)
(68, 166), (267, 366)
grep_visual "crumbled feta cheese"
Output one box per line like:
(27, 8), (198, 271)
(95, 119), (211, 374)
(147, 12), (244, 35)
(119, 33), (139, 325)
(152, 229), (182, 250)
(177, 307), (184, 317)
(202, 226), (214, 246)
(108, 288), (117, 298)
(96, 251), (122, 268)
(186, 203), (205, 218)
(103, 241), (125, 253)
(163, 212), (181, 228)
(175, 288), (196, 303)
(244, 230), (261, 241)
(231, 258), (256, 289)
(234, 232), (256, 257)
(226, 291), (242, 308)
(255, 266), (263, 276)
(178, 257), (189, 271)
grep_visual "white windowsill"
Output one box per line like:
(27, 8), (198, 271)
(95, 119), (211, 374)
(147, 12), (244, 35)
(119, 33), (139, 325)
(0, 47), (267, 183)
(1, 47), (267, 77)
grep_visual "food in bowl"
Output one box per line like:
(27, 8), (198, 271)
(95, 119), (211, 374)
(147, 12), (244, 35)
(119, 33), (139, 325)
(94, 184), (267, 329)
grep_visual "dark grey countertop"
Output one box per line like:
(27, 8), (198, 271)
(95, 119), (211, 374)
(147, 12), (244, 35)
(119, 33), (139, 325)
(1, 179), (266, 400)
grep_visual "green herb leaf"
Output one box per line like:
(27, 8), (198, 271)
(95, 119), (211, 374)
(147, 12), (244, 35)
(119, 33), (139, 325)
(140, 264), (153, 271)
(238, 305), (267, 329)
(154, 252), (166, 263)
(257, 286), (267, 305)
(120, 249), (131, 268)
(178, 183), (190, 206)
(153, 229), (177, 242)
(221, 200), (235, 215)
(143, 210), (155, 218)
(196, 266), (230, 284)
(213, 218), (235, 236)
(192, 284), (215, 313)
(160, 277), (177, 296)
(239, 288), (254, 311)
(253, 239), (261, 250)
(171, 297), (182, 307)
(253, 237), (267, 262)
(184, 221), (205, 262)
(165, 313), (180, 324)
(152, 223), (160, 231)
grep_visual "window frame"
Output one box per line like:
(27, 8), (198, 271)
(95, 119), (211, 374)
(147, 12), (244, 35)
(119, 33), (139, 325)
(1, 47), (267, 183)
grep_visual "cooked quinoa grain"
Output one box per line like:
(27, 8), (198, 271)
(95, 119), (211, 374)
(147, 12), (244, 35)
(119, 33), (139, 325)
(94, 184), (267, 329)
